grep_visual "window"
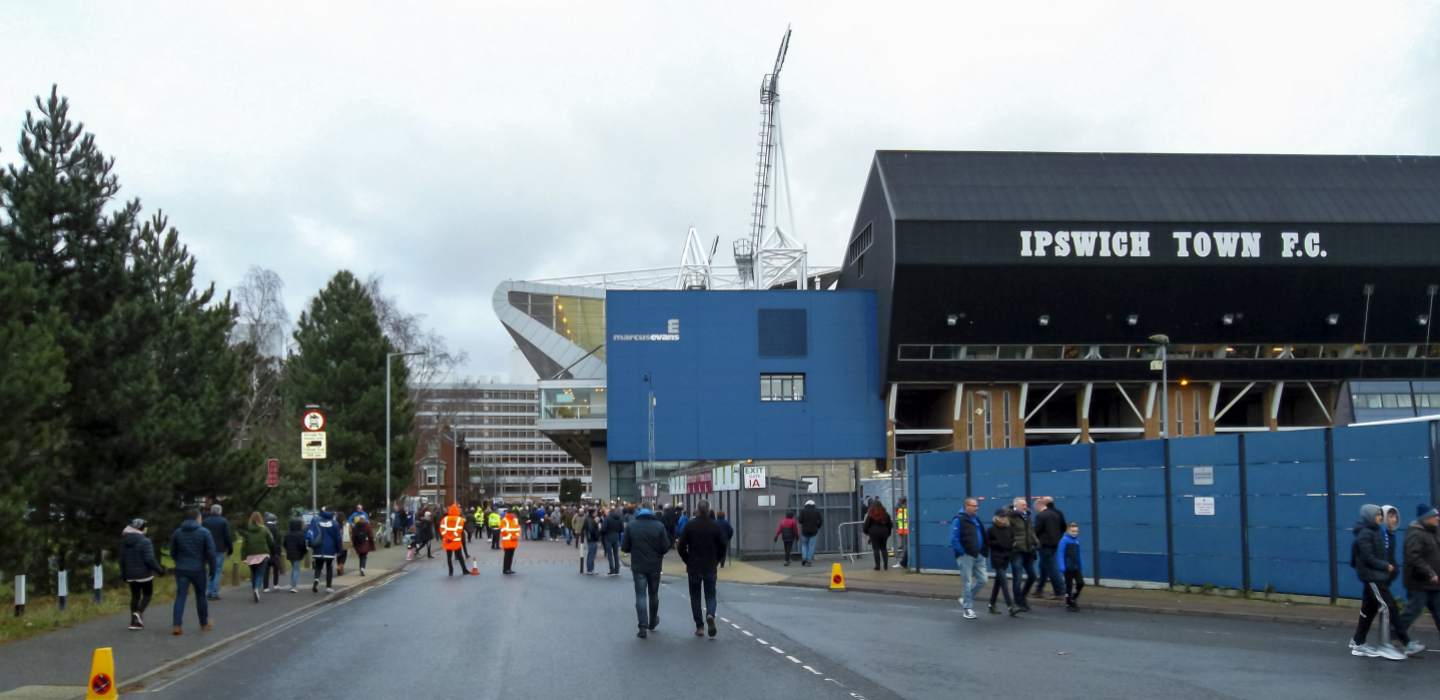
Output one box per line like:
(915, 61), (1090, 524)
(1003, 391), (1012, 448)
(1175, 392), (1184, 437)
(1193, 393), (1201, 436)
(424, 468), (437, 486)
(847, 223), (873, 265)
(760, 373), (806, 402)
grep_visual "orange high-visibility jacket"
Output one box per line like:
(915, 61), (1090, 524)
(500, 513), (522, 550)
(441, 504), (465, 551)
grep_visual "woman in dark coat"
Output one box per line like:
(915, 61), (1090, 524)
(863, 503), (894, 571)
(120, 519), (165, 629)
(986, 509), (1016, 615)
(282, 518), (308, 592)
(352, 516), (376, 575)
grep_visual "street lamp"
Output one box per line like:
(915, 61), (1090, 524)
(386, 352), (425, 523)
(1149, 334), (1170, 438)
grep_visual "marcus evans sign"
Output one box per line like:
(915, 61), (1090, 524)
(612, 319), (679, 342)
(1020, 230), (1329, 259)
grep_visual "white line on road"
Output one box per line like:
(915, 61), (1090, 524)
(787, 656), (801, 663)
(758, 639), (767, 644)
(771, 646), (785, 653)
(731, 623), (741, 628)
(720, 617), (729, 622)
(743, 631), (753, 636)
(803, 666), (822, 675)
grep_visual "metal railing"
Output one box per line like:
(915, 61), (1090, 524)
(837, 521), (866, 563)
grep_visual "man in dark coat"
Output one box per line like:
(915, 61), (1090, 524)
(797, 499), (824, 566)
(1034, 497), (1068, 599)
(677, 499), (728, 637)
(200, 504), (232, 600)
(621, 501), (671, 638)
(169, 508), (216, 635)
(1400, 504), (1440, 640)
(1350, 504), (1414, 659)
(602, 507), (626, 576)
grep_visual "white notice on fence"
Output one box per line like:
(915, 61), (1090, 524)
(1193, 466), (1214, 486)
(1194, 497), (1216, 516)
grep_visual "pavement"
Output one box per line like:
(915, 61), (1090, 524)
(0, 538), (411, 699)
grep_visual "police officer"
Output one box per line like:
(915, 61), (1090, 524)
(488, 506), (503, 549)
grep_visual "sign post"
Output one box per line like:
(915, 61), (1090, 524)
(302, 410), (327, 512)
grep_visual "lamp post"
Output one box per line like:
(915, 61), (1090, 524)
(1149, 334), (1170, 438)
(386, 352), (425, 520)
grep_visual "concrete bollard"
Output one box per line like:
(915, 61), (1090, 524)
(58, 570), (68, 611)
(13, 575), (24, 617)
(93, 565), (103, 604)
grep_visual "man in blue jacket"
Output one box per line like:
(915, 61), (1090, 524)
(201, 504), (232, 600)
(621, 501), (672, 638)
(950, 498), (987, 619)
(169, 508), (216, 635)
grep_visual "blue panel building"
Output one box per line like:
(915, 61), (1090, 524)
(607, 290), (886, 462)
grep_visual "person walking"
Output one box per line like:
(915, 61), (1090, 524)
(410, 510), (435, 560)
(307, 506), (343, 593)
(440, 504), (470, 577)
(622, 501), (671, 638)
(985, 509), (1015, 615)
(336, 517), (352, 576)
(950, 498), (988, 619)
(602, 506), (625, 576)
(391, 504), (407, 547)
(797, 499), (824, 567)
(239, 512), (275, 604)
(863, 502), (894, 571)
(352, 515), (376, 576)
(488, 508), (503, 550)
(263, 513), (283, 592)
(282, 517), (307, 592)
(583, 508), (602, 574)
(500, 508), (522, 574)
(1034, 496), (1067, 599)
(1350, 504), (1414, 659)
(715, 510), (734, 568)
(677, 499), (727, 638)
(200, 504), (232, 600)
(1060, 522), (1085, 612)
(1007, 498), (1040, 612)
(120, 519), (164, 630)
(774, 510), (800, 566)
(1401, 504), (1440, 641)
(169, 508), (216, 635)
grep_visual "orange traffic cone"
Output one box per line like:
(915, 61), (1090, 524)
(829, 563), (846, 592)
(86, 647), (117, 699)
(471, 557), (479, 575)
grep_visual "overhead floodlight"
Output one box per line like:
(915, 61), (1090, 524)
(1038, 315), (1050, 327)
(1149, 334), (1169, 344)
(947, 314), (958, 326)
(1222, 314), (1235, 326)
(1327, 314), (1340, 325)
(1127, 315), (1139, 326)
(1420, 315), (1431, 326)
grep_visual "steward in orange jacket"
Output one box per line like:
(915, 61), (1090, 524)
(440, 504), (470, 576)
(500, 511), (522, 574)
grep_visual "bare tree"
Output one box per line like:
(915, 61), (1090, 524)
(363, 273), (470, 410)
(231, 266), (291, 447)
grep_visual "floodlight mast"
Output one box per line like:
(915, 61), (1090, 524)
(736, 26), (791, 288)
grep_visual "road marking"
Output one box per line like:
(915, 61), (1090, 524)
(803, 666), (822, 674)
(758, 639), (767, 644)
(731, 623), (741, 628)
(720, 617), (729, 622)
(743, 631), (753, 636)
(787, 655), (801, 663)
(771, 646), (785, 653)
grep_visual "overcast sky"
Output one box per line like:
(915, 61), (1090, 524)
(4, 2), (1439, 378)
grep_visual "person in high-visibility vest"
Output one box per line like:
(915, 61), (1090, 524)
(896, 498), (909, 568)
(472, 506), (485, 542)
(500, 510), (522, 574)
(440, 504), (470, 577)
(488, 509), (503, 550)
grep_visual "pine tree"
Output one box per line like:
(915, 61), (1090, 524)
(285, 271), (416, 512)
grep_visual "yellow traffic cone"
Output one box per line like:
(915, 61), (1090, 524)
(829, 563), (847, 592)
(86, 647), (117, 700)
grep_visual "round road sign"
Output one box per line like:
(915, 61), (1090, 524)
(302, 410), (326, 432)
(91, 672), (112, 695)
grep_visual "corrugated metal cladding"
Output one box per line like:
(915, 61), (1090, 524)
(875, 151), (1440, 223)
(758, 309), (807, 358)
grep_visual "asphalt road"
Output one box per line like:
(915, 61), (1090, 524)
(135, 540), (1438, 700)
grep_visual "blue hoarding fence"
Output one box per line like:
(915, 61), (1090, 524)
(907, 420), (1439, 601)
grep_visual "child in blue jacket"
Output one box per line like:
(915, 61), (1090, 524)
(1059, 523), (1084, 611)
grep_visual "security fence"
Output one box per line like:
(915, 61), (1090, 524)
(673, 460), (862, 560)
(909, 420), (1440, 601)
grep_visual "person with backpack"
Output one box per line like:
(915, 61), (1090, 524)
(774, 510), (800, 566)
(352, 514), (376, 576)
(1350, 504), (1417, 659)
(120, 518), (164, 630)
(306, 506), (343, 593)
(239, 511), (276, 604)
(282, 517), (308, 592)
(985, 508), (1015, 615)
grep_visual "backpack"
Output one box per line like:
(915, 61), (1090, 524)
(308, 521), (324, 549)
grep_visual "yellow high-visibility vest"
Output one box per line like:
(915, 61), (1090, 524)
(488, 512), (501, 527)
(896, 507), (909, 535)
